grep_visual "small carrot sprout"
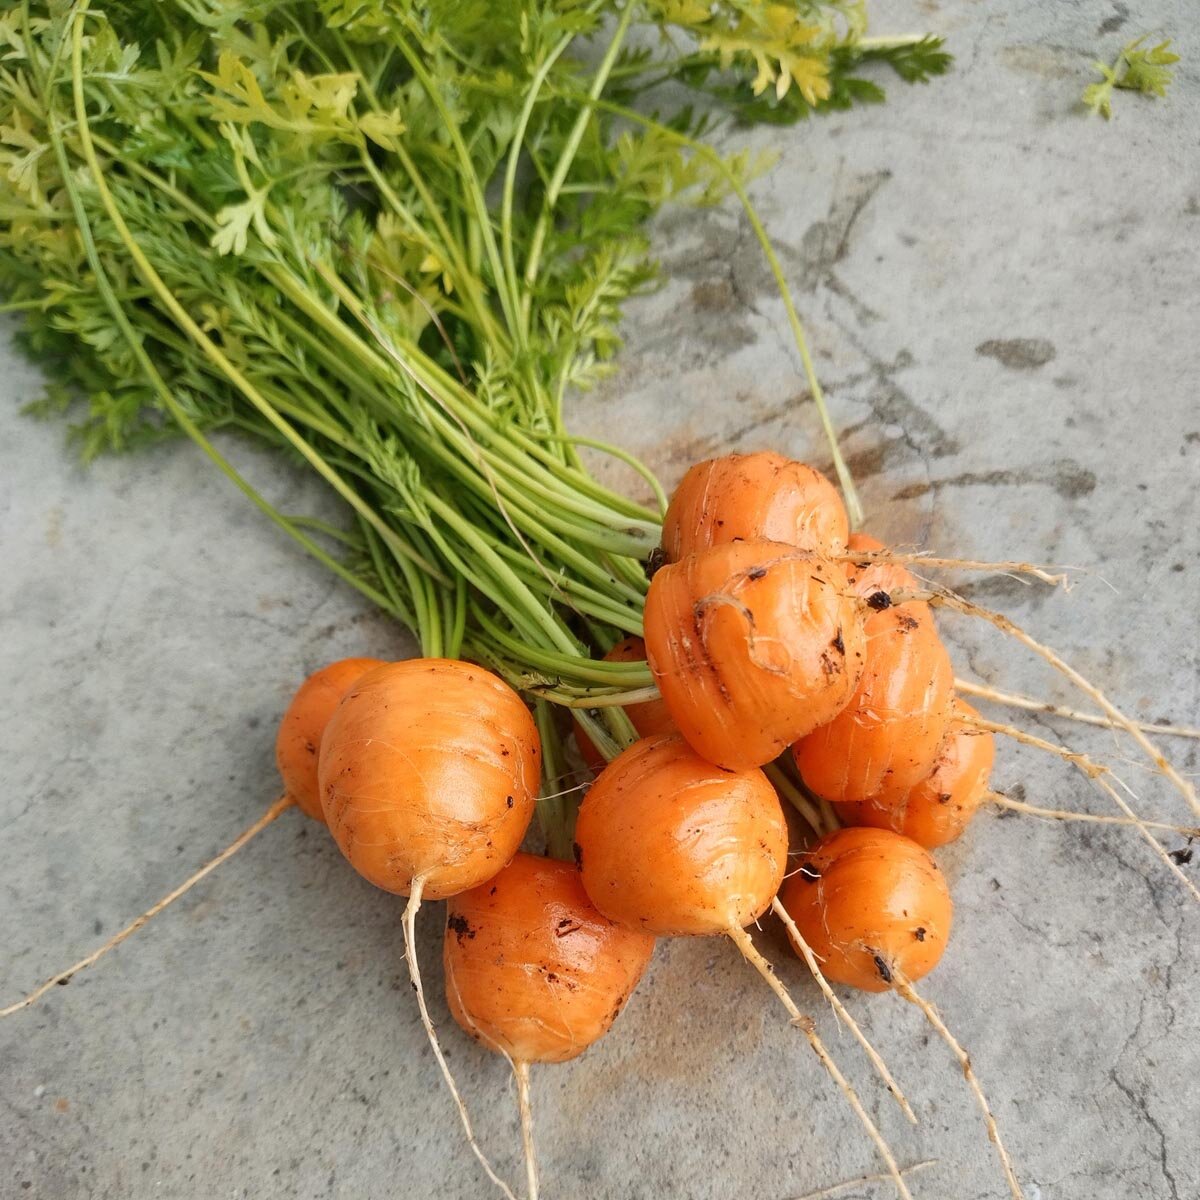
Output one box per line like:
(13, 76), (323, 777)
(1084, 35), (1179, 119)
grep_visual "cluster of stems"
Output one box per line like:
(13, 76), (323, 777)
(3, 2), (915, 850)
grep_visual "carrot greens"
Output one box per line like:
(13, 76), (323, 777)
(1083, 34), (1179, 119)
(1, 0), (947, 838)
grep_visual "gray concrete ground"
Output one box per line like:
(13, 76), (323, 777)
(2, 2), (1197, 1197)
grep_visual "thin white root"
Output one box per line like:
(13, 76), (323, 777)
(725, 925), (913, 1200)
(973, 718), (1200, 904)
(899, 586), (1200, 820)
(987, 792), (1200, 838)
(1, 794), (295, 1019)
(892, 973), (1024, 1200)
(833, 549), (1068, 587)
(513, 1060), (539, 1200)
(769, 898), (917, 1125)
(787, 1160), (937, 1200)
(955, 678), (1200, 742)
(1094, 775), (1200, 903)
(402, 878), (518, 1200)
(960, 714), (1109, 779)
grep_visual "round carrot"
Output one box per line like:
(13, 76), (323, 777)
(835, 699), (995, 847)
(574, 733), (786, 935)
(444, 853), (655, 1064)
(644, 540), (866, 771)
(575, 732), (915, 1188)
(274, 657), (386, 821)
(445, 853), (655, 1197)
(842, 532), (919, 599)
(661, 451), (848, 561)
(779, 827), (953, 992)
(793, 600), (954, 803)
(573, 636), (673, 771)
(319, 658), (539, 899)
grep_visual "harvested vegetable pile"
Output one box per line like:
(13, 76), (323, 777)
(3, 3), (1198, 1198)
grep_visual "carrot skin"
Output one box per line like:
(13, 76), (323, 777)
(645, 541), (866, 772)
(319, 659), (539, 899)
(835, 699), (995, 847)
(575, 734), (787, 936)
(444, 853), (655, 1064)
(662, 452), (848, 562)
(275, 657), (386, 821)
(779, 828), (953, 992)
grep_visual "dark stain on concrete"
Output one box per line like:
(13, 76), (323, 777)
(813, 438), (911, 494)
(690, 279), (737, 312)
(813, 337), (960, 488)
(840, 442), (897, 482)
(893, 459), (1096, 502)
(798, 169), (893, 281)
(719, 396), (809, 449)
(722, 168), (892, 318)
(654, 392), (808, 469)
(1097, 3), (1128, 35)
(976, 338), (1057, 371)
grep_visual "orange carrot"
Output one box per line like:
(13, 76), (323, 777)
(575, 733), (915, 1192)
(793, 600), (953, 803)
(572, 636), (674, 771)
(662, 451), (848, 561)
(779, 828), (952, 992)
(320, 658), (542, 1199)
(644, 540), (866, 771)
(574, 733), (786, 934)
(780, 828), (1023, 1197)
(274, 657), (386, 821)
(445, 853), (655, 1199)
(319, 658), (539, 898)
(835, 699), (995, 847)
(444, 853), (655, 1064)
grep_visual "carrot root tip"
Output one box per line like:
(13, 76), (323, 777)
(402, 879), (519, 1200)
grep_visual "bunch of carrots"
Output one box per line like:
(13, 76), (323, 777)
(4, 3), (1199, 1197)
(7, 444), (1199, 1197)
(259, 450), (1026, 1199)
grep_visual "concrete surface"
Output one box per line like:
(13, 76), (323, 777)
(2, 2), (1198, 1197)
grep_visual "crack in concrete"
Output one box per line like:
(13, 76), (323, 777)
(995, 893), (1078, 951)
(1105, 974), (1185, 1200)
(1109, 1060), (1180, 1200)
(827, 317), (958, 466)
(796, 165), (892, 325)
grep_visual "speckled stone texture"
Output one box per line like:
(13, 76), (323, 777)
(2, 2), (1197, 1197)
